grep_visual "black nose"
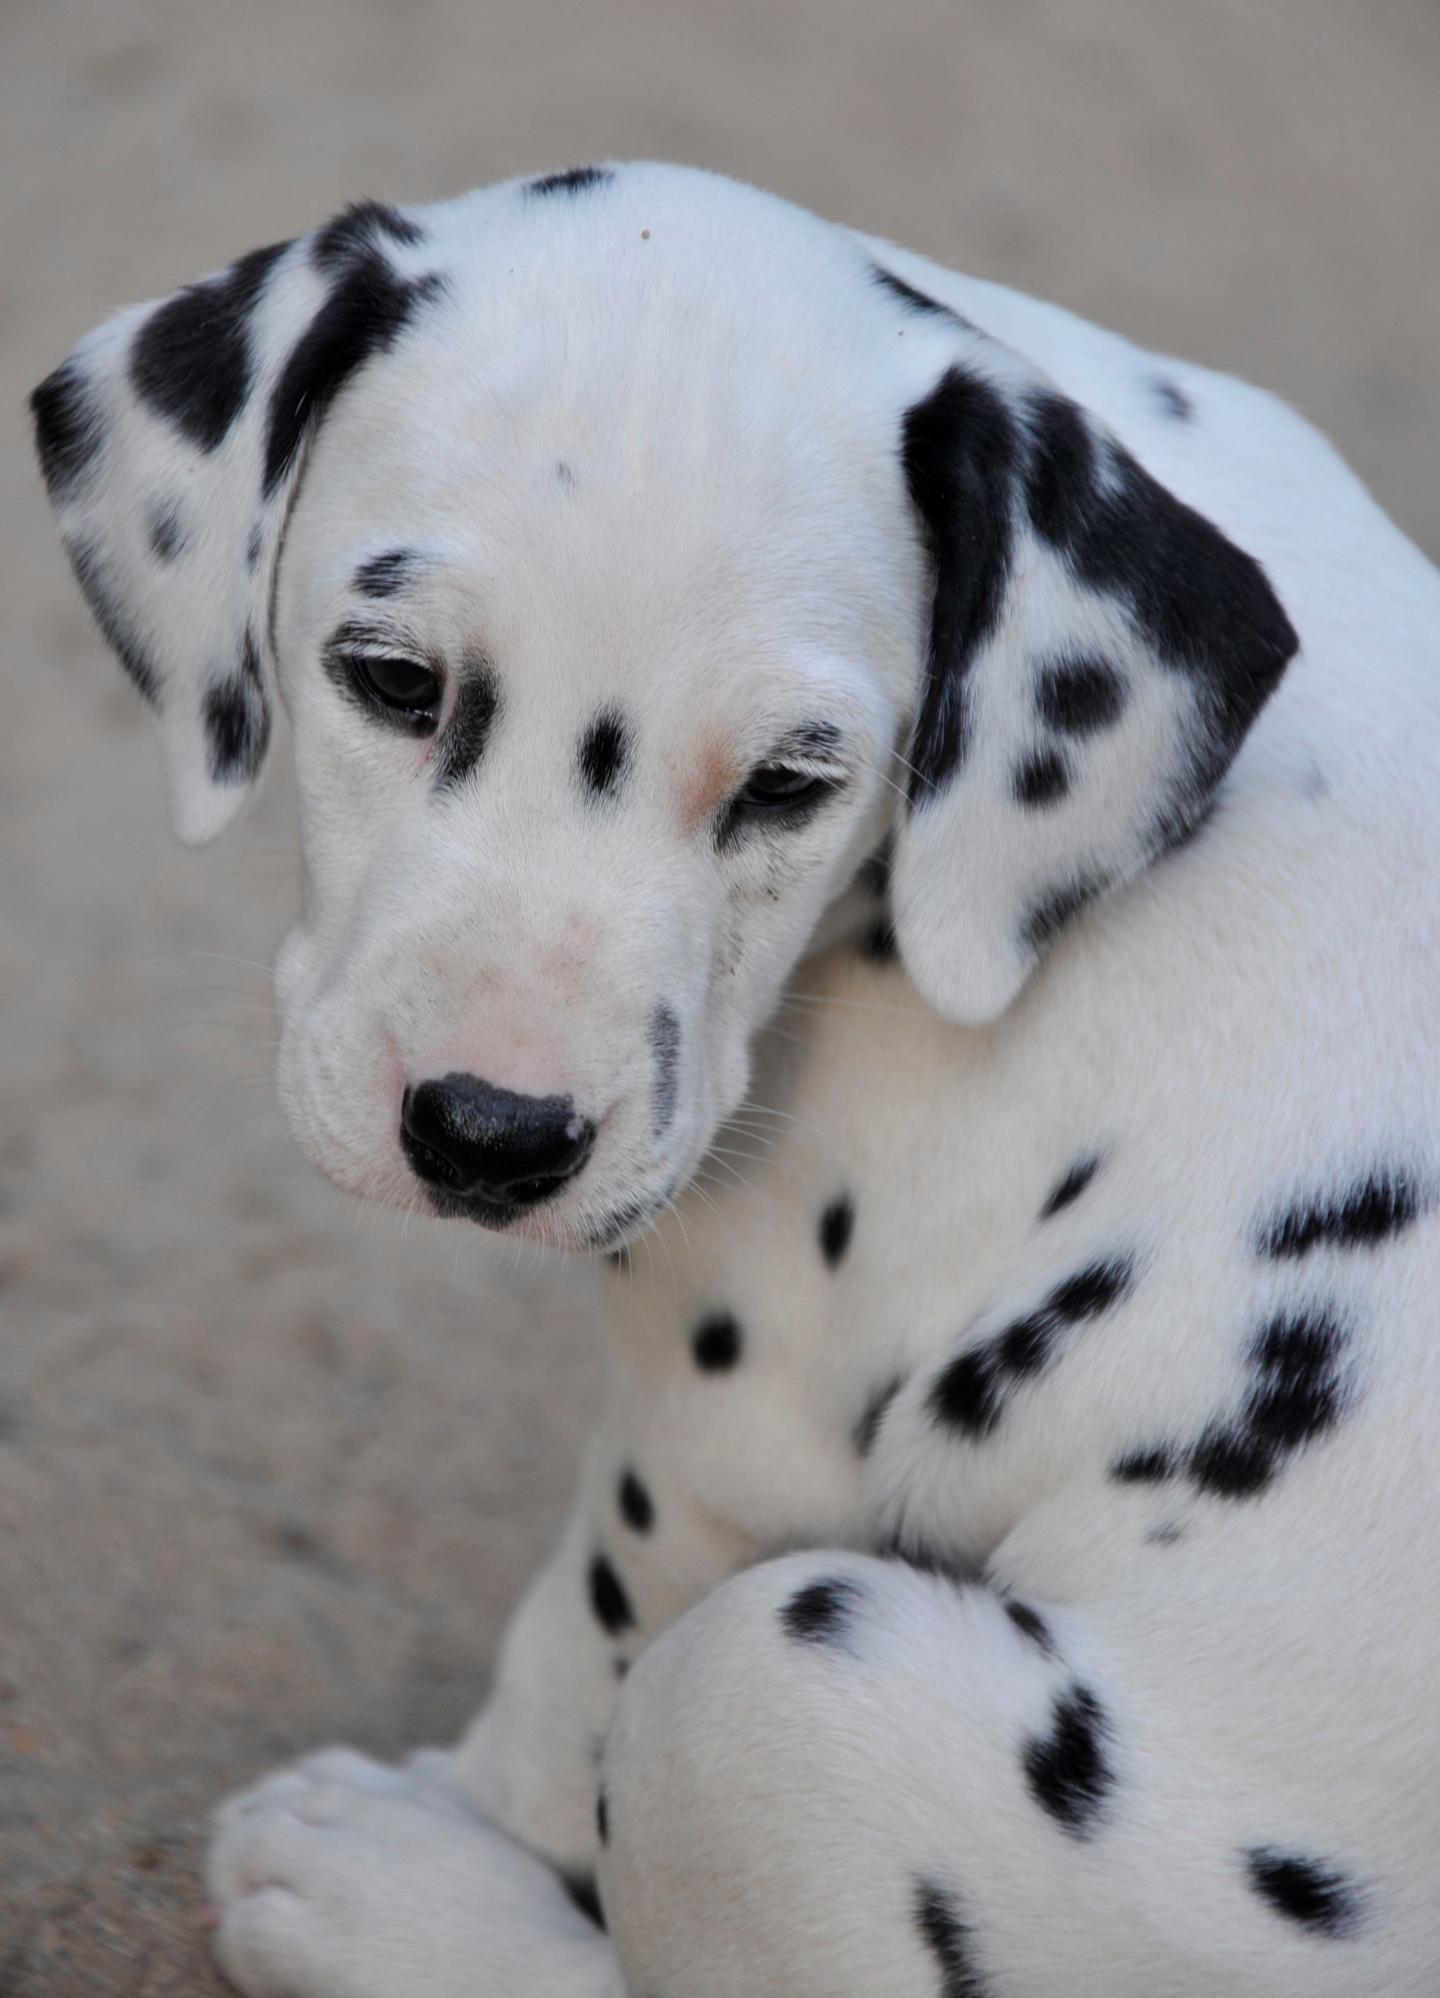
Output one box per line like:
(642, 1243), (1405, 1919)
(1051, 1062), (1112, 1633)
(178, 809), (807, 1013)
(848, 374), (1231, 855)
(401, 1074), (596, 1212)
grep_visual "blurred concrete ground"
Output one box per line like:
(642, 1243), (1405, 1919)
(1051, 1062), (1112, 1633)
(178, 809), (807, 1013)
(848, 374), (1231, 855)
(2, 1), (1437, 1990)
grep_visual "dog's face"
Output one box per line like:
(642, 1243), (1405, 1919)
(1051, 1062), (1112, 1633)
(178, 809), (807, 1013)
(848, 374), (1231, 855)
(33, 164), (1297, 1250)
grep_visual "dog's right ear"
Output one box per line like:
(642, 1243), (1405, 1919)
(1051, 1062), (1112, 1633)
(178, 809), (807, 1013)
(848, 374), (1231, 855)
(31, 202), (441, 843)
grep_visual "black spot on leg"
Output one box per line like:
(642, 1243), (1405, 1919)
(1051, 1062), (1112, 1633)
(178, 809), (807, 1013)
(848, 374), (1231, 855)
(353, 548), (418, 598)
(131, 239), (290, 452)
(912, 1878), (990, 1997)
(1244, 1849), (1364, 1938)
(146, 497), (187, 562)
(1012, 748), (1070, 808)
(65, 537), (160, 704)
(1004, 1599), (1058, 1657)
(1257, 1171), (1426, 1260)
(853, 1374), (905, 1455)
(617, 1468), (654, 1534)
(578, 709), (631, 799)
(1035, 657), (1127, 735)
(649, 1004), (680, 1137)
(1153, 376), (1194, 421)
(691, 1312), (742, 1372)
(528, 166), (613, 198)
(1022, 1682), (1115, 1837)
(31, 358), (105, 501)
(819, 1194), (855, 1268)
(311, 201), (423, 270)
(1039, 1154), (1102, 1220)
(588, 1553), (635, 1637)
(433, 663), (500, 790)
(780, 1576), (860, 1647)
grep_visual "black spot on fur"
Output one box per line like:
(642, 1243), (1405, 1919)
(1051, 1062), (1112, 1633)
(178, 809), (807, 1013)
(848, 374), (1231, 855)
(433, 663), (500, 789)
(263, 251), (444, 497)
(1036, 656), (1127, 735)
(819, 1194), (855, 1269)
(1022, 1682), (1114, 1837)
(1258, 1172), (1425, 1260)
(861, 918), (899, 964)
(353, 548), (418, 598)
(131, 240), (290, 453)
(870, 265), (968, 325)
(1244, 1849), (1363, 1938)
(1111, 1446), (1176, 1484)
(1020, 871), (1109, 956)
(1153, 376), (1194, 421)
(65, 537), (160, 704)
(901, 369), (1019, 801)
(578, 709), (631, 798)
(596, 1787), (609, 1846)
(146, 497), (187, 562)
(650, 1004), (680, 1137)
(853, 1374), (905, 1455)
(311, 201), (422, 271)
(1013, 748), (1070, 808)
(913, 1878), (989, 1997)
(30, 358), (105, 501)
(930, 1257), (1135, 1438)
(1039, 1154), (1102, 1220)
(692, 1312), (742, 1373)
(1189, 1308), (1347, 1499)
(1004, 1599), (1058, 1657)
(780, 1576), (860, 1647)
(204, 646), (271, 784)
(618, 1468), (654, 1534)
(528, 166), (612, 198)
(563, 1870), (605, 1930)
(588, 1553), (635, 1636)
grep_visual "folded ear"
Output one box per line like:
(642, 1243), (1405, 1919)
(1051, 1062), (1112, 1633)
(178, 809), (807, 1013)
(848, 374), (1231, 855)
(31, 201), (441, 842)
(890, 352), (1298, 1024)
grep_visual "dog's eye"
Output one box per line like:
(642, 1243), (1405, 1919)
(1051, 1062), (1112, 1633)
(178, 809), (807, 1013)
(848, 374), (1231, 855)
(734, 764), (831, 812)
(351, 655), (441, 714)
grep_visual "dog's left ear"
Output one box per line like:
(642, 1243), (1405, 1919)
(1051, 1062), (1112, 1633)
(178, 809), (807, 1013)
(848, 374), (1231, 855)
(889, 352), (1298, 1024)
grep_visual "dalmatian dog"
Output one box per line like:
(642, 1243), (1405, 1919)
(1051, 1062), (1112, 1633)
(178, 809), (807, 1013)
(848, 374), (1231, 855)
(32, 162), (1440, 1996)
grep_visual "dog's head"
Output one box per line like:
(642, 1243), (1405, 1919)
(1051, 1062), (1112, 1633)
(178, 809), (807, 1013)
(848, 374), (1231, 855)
(33, 164), (1295, 1250)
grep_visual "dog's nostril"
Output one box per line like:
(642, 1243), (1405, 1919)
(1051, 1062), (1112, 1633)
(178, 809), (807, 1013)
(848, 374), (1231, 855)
(400, 1074), (595, 1212)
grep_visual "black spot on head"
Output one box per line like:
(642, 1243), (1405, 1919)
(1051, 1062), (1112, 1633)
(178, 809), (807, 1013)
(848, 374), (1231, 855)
(263, 252), (445, 498)
(870, 265), (964, 323)
(596, 1787), (609, 1846)
(578, 709), (632, 799)
(1036, 656), (1127, 735)
(146, 497), (187, 563)
(1244, 1849), (1363, 1938)
(691, 1312), (742, 1373)
(617, 1468), (654, 1534)
(1153, 376), (1194, 421)
(587, 1553), (635, 1637)
(65, 536), (159, 705)
(433, 662), (500, 790)
(780, 1575), (860, 1648)
(311, 200), (423, 271)
(353, 548), (418, 598)
(1021, 871), (1109, 956)
(562, 1870), (605, 1930)
(1013, 748), (1070, 808)
(912, 1878), (989, 1997)
(902, 368), (1019, 803)
(853, 1374), (905, 1456)
(205, 637), (270, 783)
(1111, 1446), (1176, 1484)
(1258, 1172), (1425, 1260)
(1022, 1682), (1114, 1837)
(528, 166), (613, 198)
(649, 1004), (680, 1138)
(131, 239), (290, 453)
(1004, 1599), (1058, 1658)
(819, 1193), (855, 1269)
(31, 357), (105, 501)
(861, 918), (899, 965)
(1039, 1154), (1102, 1221)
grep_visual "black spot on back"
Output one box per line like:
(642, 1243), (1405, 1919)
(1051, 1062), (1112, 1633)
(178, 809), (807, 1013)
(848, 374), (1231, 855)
(650, 1004), (680, 1137)
(587, 1553), (635, 1636)
(853, 1374), (905, 1456)
(1004, 1598), (1058, 1657)
(30, 357), (105, 501)
(433, 663), (500, 790)
(132, 239), (290, 453)
(617, 1468), (654, 1534)
(1013, 748), (1070, 808)
(1036, 656), (1127, 735)
(1020, 871), (1109, 956)
(1153, 376), (1194, 421)
(913, 1878), (989, 1997)
(578, 709), (632, 798)
(528, 166), (612, 198)
(65, 537), (159, 705)
(1039, 1154), (1102, 1220)
(311, 201), (423, 271)
(1244, 1848), (1363, 1938)
(780, 1575), (859, 1647)
(146, 497), (187, 562)
(353, 548), (418, 598)
(691, 1312), (742, 1373)
(819, 1194), (855, 1269)
(1022, 1682), (1114, 1837)
(1258, 1171), (1425, 1260)
(902, 368), (1018, 802)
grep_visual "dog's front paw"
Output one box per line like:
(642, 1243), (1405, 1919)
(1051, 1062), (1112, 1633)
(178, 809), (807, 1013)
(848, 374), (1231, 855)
(207, 1747), (618, 1998)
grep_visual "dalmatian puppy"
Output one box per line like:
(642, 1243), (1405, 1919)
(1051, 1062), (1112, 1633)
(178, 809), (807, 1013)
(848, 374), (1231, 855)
(32, 162), (1440, 1997)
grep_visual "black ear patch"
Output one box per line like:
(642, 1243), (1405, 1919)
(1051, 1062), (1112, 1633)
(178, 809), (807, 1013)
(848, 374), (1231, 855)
(204, 632), (270, 784)
(66, 537), (159, 705)
(146, 497), (188, 563)
(131, 239), (291, 454)
(1036, 656), (1127, 735)
(31, 357), (106, 502)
